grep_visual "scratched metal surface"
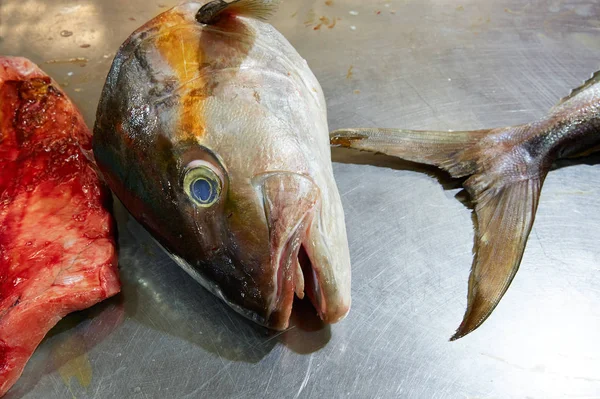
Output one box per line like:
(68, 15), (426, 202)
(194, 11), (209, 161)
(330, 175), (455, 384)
(1, 0), (600, 398)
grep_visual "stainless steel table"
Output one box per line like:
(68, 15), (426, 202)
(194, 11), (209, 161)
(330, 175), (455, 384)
(2, 1), (600, 398)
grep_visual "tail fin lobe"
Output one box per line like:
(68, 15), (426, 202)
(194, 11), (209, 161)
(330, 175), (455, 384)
(331, 128), (492, 178)
(451, 173), (546, 339)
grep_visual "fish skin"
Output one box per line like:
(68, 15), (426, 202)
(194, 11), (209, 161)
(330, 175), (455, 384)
(94, 1), (351, 330)
(0, 57), (120, 396)
(331, 73), (600, 340)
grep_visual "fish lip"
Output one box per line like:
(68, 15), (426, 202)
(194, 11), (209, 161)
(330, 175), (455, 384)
(270, 214), (350, 329)
(300, 220), (351, 325)
(269, 213), (313, 328)
(254, 172), (322, 330)
(267, 205), (348, 330)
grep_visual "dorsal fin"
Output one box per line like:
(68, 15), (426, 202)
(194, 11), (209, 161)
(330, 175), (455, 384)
(556, 69), (600, 106)
(196, 0), (281, 25)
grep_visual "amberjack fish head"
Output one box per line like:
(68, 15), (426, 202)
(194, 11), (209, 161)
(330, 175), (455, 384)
(93, 2), (351, 330)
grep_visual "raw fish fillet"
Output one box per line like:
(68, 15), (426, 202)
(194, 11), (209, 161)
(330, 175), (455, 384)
(0, 57), (120, 396)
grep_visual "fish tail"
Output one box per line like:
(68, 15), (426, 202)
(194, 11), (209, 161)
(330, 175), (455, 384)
(196, 0), (282, 25)
(331, 126), (549, 340)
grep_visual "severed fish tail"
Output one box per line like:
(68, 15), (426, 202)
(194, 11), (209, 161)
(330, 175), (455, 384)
(331, 126), (549, 340)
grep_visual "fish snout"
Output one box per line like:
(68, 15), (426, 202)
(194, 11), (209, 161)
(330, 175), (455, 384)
(256, 172), (350, 329)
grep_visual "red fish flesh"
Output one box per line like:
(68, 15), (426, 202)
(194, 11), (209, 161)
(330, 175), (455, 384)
(0, 57), (120, 396)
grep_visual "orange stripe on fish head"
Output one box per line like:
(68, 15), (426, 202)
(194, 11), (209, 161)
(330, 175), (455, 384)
(150, 9), (207, 140)
(145, 6), (257, 142)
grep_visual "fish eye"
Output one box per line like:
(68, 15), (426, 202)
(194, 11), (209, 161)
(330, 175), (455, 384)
(183, 161), (222, 207)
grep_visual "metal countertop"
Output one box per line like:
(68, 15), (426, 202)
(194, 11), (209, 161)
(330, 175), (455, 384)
(1, 0), (600, 398)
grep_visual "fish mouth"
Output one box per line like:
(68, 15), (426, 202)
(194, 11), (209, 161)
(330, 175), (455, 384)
(269, 218), (323, 330)
(257, 172), (349, 330)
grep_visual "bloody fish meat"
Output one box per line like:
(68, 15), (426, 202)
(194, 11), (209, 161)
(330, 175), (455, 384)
(0, 57), (120, 396)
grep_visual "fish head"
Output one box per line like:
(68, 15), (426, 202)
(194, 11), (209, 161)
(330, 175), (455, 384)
(93, 2), (351, 330)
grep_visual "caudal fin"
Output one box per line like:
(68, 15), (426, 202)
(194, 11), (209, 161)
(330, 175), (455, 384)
(331, 126), (548, 339)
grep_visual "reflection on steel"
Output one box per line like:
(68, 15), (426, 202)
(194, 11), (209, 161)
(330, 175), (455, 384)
(2, 0), (600, 398)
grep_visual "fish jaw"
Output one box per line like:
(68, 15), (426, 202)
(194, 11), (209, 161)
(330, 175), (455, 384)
(256, 172), (317, 329)
(301, 188), (352, 325)
(255, 172), (351, 330)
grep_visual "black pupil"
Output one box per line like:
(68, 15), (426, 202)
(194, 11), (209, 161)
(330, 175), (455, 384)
(192, 178), (213, 203)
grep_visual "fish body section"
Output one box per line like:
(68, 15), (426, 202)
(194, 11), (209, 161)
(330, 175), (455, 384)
(94, 1), (351, 330)
(332, 74), (600, 339)
(0, 57), (119, 396)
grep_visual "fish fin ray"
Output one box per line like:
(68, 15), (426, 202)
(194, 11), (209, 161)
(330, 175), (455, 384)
(330, 127), (492, 178)
(450, 172), (546, 340)
(332, 125), (551, 339)
(556, 69), (600, 106)
(196, 0), (281, 24)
